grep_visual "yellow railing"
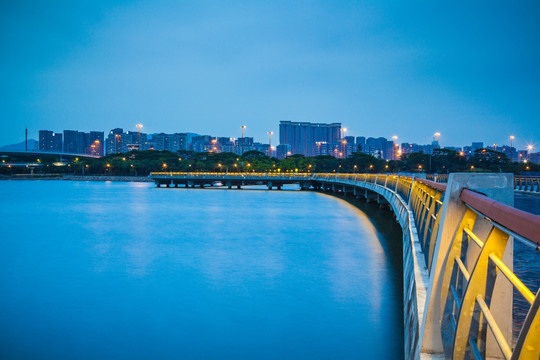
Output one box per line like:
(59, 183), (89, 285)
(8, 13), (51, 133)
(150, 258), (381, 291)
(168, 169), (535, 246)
(409, 179), (445, 273)
(439, 189), (540, 360)
(151, 172), (312, 177)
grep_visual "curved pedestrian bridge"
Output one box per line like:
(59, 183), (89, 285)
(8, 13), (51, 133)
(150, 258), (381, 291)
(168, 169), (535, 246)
(151, 172), (540, 360)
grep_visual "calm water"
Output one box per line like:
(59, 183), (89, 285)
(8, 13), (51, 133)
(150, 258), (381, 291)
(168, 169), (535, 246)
(0, 181), (404, 359)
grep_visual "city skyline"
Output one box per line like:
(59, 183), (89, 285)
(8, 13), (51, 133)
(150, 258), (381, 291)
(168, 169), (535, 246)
(6, 123), (537, 165)
(4, 123), (536, 154)
(1, 2), (539, 149)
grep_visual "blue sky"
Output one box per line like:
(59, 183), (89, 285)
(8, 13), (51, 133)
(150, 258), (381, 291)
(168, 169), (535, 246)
(1, 0), (539, 150)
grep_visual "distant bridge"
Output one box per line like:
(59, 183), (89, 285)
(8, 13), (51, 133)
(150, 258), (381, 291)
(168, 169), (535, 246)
(151, 171), (540, 360)
(0, 150), (100, 159)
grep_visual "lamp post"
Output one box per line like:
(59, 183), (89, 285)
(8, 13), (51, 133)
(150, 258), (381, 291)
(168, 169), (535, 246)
(527, 145), (533, 161)
(510, 135), (515, 162)
(241, 125), (246, 155)
(392, 135), (398, 160)
(434, 132), (440, 149)
(136, 124), (143, 150)
(268, 131), (273, 157)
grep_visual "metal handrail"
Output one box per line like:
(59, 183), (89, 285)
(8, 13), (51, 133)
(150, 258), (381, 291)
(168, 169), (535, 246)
(460, 188), (540, 246)
(439, 190), (540, 360)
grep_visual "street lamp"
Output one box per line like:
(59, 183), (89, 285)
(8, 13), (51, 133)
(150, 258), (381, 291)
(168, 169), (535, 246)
(392, 135), (398, 160)
(268, 131), (274, 157)
(510, 135), (515, 162)
(136, 124), (143, 150)
(527, 144), (534, 160)
(241, 125), (246, 155)
(434, 132), (441, 149)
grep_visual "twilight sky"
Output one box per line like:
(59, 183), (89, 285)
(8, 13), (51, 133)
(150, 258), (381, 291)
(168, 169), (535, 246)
(1, 0), (539, 149)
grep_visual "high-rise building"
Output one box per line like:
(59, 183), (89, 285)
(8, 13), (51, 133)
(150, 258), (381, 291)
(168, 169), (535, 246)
(471, 142), (484, 152)
(364, 137), (386, 158)
(356, 137), (366, 152)
(276, 144), (292, 159)
(279, 121), (341, 157)
(39, 130), (62, 152)
(63, 130), (79, 153)
(88, 131), (104, 156)
(106, 128), (124, 155)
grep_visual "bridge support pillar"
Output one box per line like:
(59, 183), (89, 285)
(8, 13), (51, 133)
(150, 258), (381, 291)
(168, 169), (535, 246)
(237, 185), (241, 189)
(267, 181), (272, 190)
(365, 189), (377, 203)
(377, 194), (389, 208)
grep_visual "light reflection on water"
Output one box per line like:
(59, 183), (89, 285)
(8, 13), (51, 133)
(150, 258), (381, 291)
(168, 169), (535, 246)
(0, 181), (403, 359)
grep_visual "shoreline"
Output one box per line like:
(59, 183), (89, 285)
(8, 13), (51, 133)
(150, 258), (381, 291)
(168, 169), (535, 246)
(0, 175), (153, 182)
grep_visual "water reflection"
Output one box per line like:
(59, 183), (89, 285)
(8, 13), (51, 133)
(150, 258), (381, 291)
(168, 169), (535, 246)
(0, 181), (404, 359)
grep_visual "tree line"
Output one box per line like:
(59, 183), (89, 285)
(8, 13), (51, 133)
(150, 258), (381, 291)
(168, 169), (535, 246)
(0, 148), (537, 176)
